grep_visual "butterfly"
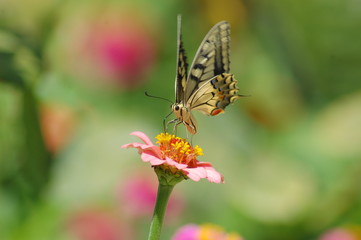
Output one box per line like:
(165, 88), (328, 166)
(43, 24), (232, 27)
(170, 15), (244, 135)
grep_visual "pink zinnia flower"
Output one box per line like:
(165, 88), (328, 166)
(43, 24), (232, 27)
(172, 224), (243, 240)
(121, 132), (224, 183)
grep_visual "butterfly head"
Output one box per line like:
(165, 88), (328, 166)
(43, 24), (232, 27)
(172, 103), (181, 112)
(171, 103), (187, 118)
(171, 103), (198, 135)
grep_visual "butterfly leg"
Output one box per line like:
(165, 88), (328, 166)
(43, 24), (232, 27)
(166, 118), (179, 134)
(172, 120), (184, 135)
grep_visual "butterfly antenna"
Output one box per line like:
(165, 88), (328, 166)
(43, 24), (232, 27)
(145, 91), (173, 104)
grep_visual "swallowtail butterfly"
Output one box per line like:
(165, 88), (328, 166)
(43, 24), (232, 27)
(171, 15), (243, 134)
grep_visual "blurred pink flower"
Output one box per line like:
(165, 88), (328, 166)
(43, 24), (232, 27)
(172, 224), (199, 240)
(121, 131), (224, 183)
(116, 172), (184, 218)
(319, 227), (361, 240)
(172, 224), (243, 240)
(67, 209), (130, 240)
(63, 10), (157, 89)
(88, 19), (156, 88)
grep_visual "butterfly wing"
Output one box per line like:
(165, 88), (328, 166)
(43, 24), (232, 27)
(188, 73), (242, 116)
(175, 15), (188, 103)
(184, 21), (231, 102)
(171, 18), (242, 135)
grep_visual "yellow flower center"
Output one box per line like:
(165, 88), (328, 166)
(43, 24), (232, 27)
(198, 224), (243, 240)
(155, 133), (203, 167)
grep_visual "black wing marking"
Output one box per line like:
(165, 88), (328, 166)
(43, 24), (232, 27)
(184, 21), (231, 102)
(175, 15), (188, 103)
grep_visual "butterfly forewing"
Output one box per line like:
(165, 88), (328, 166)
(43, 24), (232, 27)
(175, 15), (188, 103)
(184, 21), (231, 102)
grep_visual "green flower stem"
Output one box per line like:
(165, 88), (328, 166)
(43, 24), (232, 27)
(148, 183), (174, 240)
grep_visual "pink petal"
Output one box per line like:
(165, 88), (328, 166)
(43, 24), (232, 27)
(183, 168), (207, 182)
(204, 166), (224, 183)
(141, 151), (165, 165)
(121, 142), (148, 149)
(143, 145), (162, 157)
(130, 131), (153, 146)
(122, 142), (162, 158)
(165, 157), (188, 169)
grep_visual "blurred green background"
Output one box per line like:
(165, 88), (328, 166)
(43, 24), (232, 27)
(1, 0), (361, 239)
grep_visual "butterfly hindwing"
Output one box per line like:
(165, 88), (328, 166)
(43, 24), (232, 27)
(184, 21), (231, 102)
(175, 15), (188, 103)
(189, 73), (241, 116)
